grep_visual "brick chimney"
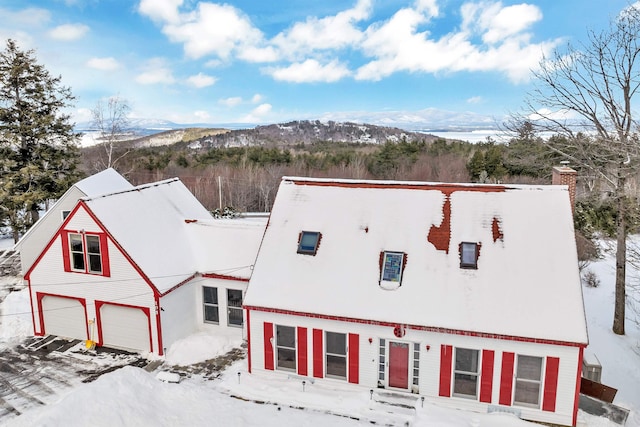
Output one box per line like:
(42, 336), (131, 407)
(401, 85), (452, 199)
(552, 164), (577, 214)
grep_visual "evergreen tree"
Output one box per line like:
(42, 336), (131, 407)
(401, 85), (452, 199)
(0, 39), (81, 242)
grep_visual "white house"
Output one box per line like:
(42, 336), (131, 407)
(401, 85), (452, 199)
(24, 176), (266, 355)
(15, 168), (133, 275)
(243, 176), (588, 427)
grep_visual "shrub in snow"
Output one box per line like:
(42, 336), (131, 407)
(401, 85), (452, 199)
(583, 269), (600, 288)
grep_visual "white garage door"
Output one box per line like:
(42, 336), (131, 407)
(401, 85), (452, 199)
(41, 295), (87, 340)
(99, 304), (151, 352)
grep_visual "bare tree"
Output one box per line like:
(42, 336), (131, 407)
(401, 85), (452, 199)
(91, 95), (131, 170)
(508, 5), (640, 335)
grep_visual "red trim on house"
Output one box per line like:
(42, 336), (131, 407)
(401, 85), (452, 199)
(572, 346), (584, 427)
(60, 232), (71, 272)
(439, 344), (453, 397)
(201, 273), (250, 283)
(36, 292), (89, 339)
(348, 333), (359, 384)
(27, 278), (36, 336)
(155, 294), (163, 356)
(297, 327), (308, 376)
(159, 274), (198, 297)
(95, 300), (153, 352)
(288, 179), (508, 193)
(542, 356), (560, 412)
(246, 309), (252, 373)
(313, 328), (323, 378)
(243, 305), (587, 348)
(99, 233), (110, 277)
(480, 349), (495, 403)
(499, 352), (515, 406)
(263, 322), (274, 370)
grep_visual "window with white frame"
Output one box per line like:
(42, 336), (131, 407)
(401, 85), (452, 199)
(325, 331), (347, 379)
(380, 251), (405, 287)
(460, 242), (479, 269)
(514, 355), (543, 407)
(69, 233), (103, 274)
(276, 325), (296, 371)
(227, 289), (243, 327)
(453, 348), (479, 398)
(297, 231), (320, 255)
(203, 287), (219, 323)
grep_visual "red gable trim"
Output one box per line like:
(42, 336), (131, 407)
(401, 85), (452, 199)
(572, 346), (584, 426)
(160, 274), (198, 297)
(243, 305), (587, 348)
(201, 273), (250, 283)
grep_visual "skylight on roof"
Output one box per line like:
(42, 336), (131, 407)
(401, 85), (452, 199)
(297, 231), (320, 255)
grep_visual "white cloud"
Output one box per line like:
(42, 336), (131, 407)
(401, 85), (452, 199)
(186, 72), (217, 88)
(251, 94), (263, 104)
(414, 0), (439, 16)
(467, 96), (483, 104)
(138, 0), (182, 24)
(271, 0), (371, 59)
(461, 2), (543, 44)
(241, 103), (272, 123)
(160, 3), (264, 60)
(86, 57), (120, 71)
(0, 7), (50, 27)
(267, 59), (351, 83)
(219, 97), (243, 107)
(49, 23), (89, 41)
(74, 107), (93, 123)
(194, 110), (210, 121)
(135, 59), (175, 85)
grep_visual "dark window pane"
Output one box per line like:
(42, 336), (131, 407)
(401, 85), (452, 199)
(455, 348), (479, 373)
(227, 289), (242, 307)
(298, 231), (319, 254)
(326, 355), (347, 378)
(228, 307), (243, 326)
(326, 332), (346, 355)
(88, 254), (102, 273)
(277, 325), (295, 348)
(461, 242), (477, 267)
(454, 373), (478, 396)
(203, 287), (218, 304)
(515, 380), (540, 405)
(70, 234), (83, 252)
(204, 305), (219, 323)
(86, 235), (101, 254)
(517, 356), (542, 381)
(277, 348), (296, 370)
(72, 253), (85, 270)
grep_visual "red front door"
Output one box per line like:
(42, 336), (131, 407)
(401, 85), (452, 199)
(389, 341), (409, 389)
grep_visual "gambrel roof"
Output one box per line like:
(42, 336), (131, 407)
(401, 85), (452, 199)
(244, 177), (588, 345)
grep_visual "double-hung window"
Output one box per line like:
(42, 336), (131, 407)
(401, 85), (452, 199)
(276, 325), (296, 371)
(227, 289), (243, 327)
(514, 355), (543, 407)
(325, 332), (347, 379)
(453, 348), (479, 398)
(67, 233), (104, 275)
(203, 287), (219, 323)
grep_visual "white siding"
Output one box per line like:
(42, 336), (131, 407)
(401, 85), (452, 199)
(160, 281), (199, 352)
(247, 311), (581, 427)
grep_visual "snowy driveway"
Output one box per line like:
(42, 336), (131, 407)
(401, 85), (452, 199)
(0, 336), (147, 423)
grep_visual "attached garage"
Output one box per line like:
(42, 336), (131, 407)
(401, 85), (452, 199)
(39, 294), (88, 340)
(97, 302), (152, 352)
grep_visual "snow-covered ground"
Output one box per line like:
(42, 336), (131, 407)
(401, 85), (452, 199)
(0, 241), (638, 427)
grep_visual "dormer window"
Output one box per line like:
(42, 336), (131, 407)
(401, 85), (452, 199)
(297, 231), (321, 255)
(380, 251), (405, 289)
(460, 242), (479, 269)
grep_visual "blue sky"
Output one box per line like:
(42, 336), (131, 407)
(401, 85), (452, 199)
(0, 0), (633, 129)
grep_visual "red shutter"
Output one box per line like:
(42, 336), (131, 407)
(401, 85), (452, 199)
(263, 322), (274, 370)
(542, 356), (560, 412)
(480, 349), (495, 403)
(61, 232), (71, 272)
(246, 309), (252, 373)
(297, 327), (308, 376)
(439, 344), (453, 397)
(99, 233), (110, 277)
(348, 333), (359, 384)
(499, 352), (515, 406)
(313, 328), (323, 378)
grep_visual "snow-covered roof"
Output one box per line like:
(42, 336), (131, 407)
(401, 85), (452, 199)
(245, 176), (588, 345)
(83, 179), (266, 293)
(74, 168), (133, 196)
